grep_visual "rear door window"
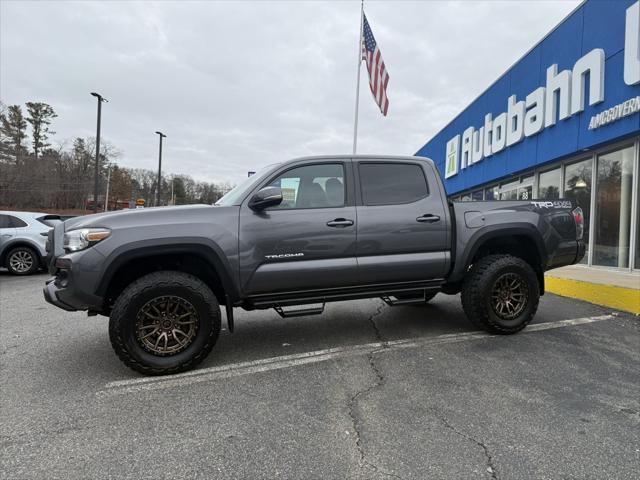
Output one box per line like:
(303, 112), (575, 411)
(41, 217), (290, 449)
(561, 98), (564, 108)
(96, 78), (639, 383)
(0, 215), (13, 229)
(10, 216), (28, 228)
(0, 215), (28, 228)
(359, 163), (428, 206)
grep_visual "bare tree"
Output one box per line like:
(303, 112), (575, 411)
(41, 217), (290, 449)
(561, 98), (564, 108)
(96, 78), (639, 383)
(107, 166), (133, 208)
(1, 99), (234, 212)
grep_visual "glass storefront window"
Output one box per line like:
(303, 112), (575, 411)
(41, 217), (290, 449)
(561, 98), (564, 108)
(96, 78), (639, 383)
(484, 185), (499, 200)
(521, 173), (534, 184)
(636, 199), (640, 269)
(500, 178), (519, 190)
(594, 146), (634, 268)
(500, 189), (517, 200)
(564, 159), (592, 264)
(538, 168), (561, 199)
(499, 177), (532, 200)
(500, 185), (532, 200)
(518, 185), (532, 200)
(499, 178), (518, 200)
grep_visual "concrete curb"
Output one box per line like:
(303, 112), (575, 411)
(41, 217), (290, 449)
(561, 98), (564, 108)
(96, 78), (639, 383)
(545, 276), (640, 315)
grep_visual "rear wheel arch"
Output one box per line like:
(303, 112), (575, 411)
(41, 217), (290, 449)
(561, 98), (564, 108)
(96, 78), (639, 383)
(461, 227), (547, 294)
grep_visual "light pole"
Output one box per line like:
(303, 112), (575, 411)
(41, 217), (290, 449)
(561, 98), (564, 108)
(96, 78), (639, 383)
(104, 163), (113, 212)
(91, 92), (107, 213)
(155, 131), (166, 207)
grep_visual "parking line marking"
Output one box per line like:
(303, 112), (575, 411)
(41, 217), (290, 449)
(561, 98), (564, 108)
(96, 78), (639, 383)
(97, 314), (615, 396)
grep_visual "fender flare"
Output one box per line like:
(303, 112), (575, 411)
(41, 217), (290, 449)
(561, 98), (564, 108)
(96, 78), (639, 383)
(452, 224), (548, 281)
(95, 237), (239, 301)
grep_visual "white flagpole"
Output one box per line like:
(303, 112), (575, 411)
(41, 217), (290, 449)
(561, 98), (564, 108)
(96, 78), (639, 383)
(352, 0), (364, 155)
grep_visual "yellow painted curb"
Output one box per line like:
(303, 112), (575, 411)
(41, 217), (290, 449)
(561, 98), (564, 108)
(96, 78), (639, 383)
(545, 276), (640, 315)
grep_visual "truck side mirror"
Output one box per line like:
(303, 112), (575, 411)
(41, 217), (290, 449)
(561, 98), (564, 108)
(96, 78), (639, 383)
(249, 186), (283, 211)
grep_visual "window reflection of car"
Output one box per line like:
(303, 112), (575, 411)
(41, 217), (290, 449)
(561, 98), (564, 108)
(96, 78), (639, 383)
(0, 211), (63, 275)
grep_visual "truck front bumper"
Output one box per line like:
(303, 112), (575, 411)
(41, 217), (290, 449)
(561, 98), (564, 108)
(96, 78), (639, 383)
(42, 248), (106, 313)
(43, 277), (77, 311)
(42, 222), (105, 313)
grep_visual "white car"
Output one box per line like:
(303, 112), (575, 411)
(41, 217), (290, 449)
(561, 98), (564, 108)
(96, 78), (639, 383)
(0, 211), (63, 275)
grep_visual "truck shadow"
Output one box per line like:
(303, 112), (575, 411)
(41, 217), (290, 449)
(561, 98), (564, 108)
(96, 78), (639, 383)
(200, 296), (473, 370)
(40, 295), (474, 382)
(58, 291), (613, 380)
(35, 289), (614, 382)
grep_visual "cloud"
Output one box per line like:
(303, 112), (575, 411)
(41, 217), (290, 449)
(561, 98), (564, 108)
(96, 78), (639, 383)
(0, 0), (579, 184)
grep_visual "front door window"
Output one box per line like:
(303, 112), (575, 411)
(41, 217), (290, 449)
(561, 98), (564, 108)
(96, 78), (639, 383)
(268, 163), (345, 210)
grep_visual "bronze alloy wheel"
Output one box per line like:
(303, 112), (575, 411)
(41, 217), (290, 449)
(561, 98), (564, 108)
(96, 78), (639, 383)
(135, 295), (199, 356)
(490, 272), (529, 320)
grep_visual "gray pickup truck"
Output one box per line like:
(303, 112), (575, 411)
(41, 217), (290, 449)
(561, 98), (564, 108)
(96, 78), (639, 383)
(44, 155), (585, 375)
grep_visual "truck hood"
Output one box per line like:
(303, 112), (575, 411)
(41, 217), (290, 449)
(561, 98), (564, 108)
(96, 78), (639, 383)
(63, 204), (228, 231)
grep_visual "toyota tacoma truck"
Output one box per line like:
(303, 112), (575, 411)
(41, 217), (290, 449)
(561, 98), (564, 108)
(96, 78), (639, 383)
(43, 155), (585, 375)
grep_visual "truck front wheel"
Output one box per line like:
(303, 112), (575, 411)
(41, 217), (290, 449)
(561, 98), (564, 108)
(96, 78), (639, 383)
(461, 254), (539, 334)
(109, 271), (221, 375)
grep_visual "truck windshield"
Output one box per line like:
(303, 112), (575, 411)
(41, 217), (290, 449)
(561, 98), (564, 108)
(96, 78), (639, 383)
(215, 164), (279, 206)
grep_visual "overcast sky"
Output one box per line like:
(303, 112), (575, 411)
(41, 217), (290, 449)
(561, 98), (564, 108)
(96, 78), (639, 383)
(1, 0), (580, 185)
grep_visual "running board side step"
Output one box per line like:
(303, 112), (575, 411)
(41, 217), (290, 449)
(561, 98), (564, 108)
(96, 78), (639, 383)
(274, 303), (325, 318)
(381, 291), (430, 306)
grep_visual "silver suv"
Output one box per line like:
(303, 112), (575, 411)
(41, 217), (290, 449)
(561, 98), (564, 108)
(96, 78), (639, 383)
(0, 211), (63, 275)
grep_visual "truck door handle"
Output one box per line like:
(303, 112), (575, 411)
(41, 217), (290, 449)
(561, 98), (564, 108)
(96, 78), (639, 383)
(416, 214), (440, 223)
(326, 218), (354, 228)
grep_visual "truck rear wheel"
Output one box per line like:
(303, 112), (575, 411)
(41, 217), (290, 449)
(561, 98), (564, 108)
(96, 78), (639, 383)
(109, 271), (221, 375)
(461, 254), (539, 334)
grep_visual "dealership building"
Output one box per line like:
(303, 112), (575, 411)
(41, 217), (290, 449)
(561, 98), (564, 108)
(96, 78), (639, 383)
(417, 0), (640, 273)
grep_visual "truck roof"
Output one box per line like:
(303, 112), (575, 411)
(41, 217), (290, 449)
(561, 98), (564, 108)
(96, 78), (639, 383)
(285, 154), (435, 165)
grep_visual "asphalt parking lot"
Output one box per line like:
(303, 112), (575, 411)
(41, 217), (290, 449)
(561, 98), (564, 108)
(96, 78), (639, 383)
(1, 271), (639, 479)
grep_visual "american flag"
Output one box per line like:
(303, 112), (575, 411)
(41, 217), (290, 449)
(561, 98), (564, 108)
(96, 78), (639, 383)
(361, 13), (389, 116)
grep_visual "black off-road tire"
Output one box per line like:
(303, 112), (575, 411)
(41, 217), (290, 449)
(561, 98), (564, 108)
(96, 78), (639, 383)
(109, 271), (221, 375)
(6, 246), (39, 275)
(461, 254), (539, 334)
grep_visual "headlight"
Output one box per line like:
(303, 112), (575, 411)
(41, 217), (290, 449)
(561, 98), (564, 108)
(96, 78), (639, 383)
(64, 228), (111, 252)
